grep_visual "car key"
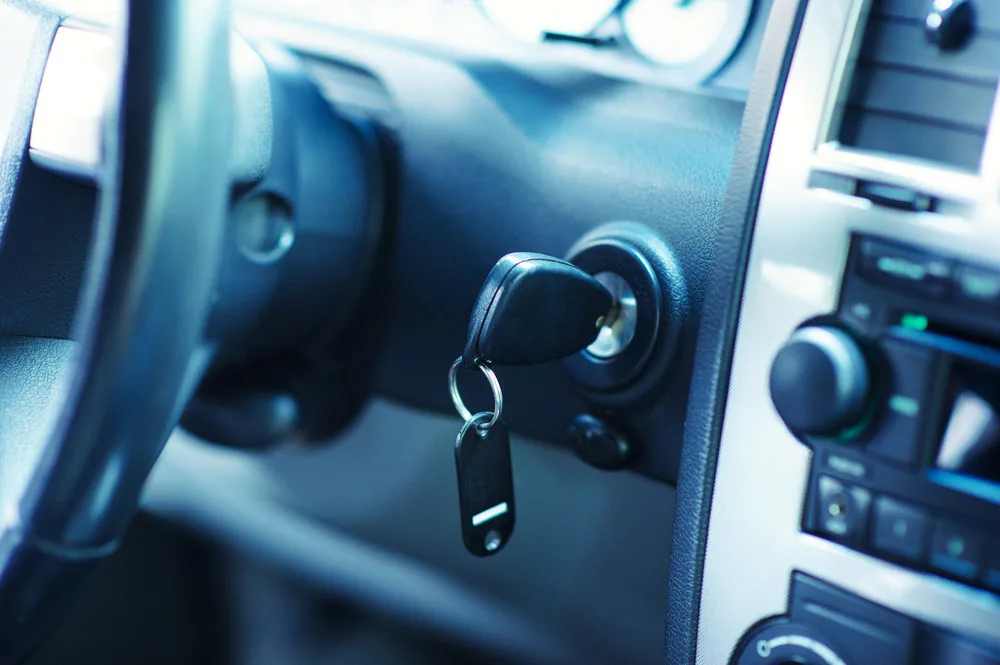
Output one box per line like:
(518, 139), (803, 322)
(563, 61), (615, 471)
(449, 251), (614, 557)
(462, 252), (614, 368)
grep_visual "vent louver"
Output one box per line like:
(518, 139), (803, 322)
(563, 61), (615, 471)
(839, 0), (1000, 171)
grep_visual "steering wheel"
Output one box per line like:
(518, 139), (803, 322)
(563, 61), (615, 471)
(0, 0), (230, 659)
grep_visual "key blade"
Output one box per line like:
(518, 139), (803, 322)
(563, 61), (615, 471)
(455, 417), (515, 557)
(463, 253), (613, 366)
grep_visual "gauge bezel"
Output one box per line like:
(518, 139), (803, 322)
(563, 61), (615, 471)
(620, 0), (756, 84)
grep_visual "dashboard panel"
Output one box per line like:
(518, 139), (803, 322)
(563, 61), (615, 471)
(230, 0), (773, 95)
(694, 0), (1000, 663)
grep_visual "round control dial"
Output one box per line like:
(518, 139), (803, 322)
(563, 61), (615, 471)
(769, 326), (871, 437)
(735, 620), (848, 665)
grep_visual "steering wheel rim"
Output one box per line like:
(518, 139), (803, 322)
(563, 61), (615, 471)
(0, 0), (230, 659)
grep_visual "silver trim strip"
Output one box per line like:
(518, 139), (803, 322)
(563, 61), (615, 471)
(698, 0), (1000, 663)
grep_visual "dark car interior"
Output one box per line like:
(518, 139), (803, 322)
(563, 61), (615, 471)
(1, 0), (999, 663)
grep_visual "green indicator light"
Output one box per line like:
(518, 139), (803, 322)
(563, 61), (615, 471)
(876, 257), (926, 281)
(900, 313), (929, 331)
(961, 274), (1000, 299)
(889, 395), (921, 417)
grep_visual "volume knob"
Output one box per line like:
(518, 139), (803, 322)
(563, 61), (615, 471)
(769, 326), (870, 437)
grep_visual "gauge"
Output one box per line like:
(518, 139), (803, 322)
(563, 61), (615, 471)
(479, 0), (620, 43)
(621, 0), (754, 83)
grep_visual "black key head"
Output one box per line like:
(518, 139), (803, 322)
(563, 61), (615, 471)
(463, 253), (613, 367)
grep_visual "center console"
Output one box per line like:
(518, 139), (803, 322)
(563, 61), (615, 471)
(698, 0), (1000, 662)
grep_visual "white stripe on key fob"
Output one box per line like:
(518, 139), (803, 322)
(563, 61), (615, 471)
(454, 411), (515, 557)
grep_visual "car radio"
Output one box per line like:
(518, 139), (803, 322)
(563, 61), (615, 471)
(769, 234), (1000, 594)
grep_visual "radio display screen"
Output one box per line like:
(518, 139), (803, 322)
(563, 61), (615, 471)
(935, 359), (1000, 486)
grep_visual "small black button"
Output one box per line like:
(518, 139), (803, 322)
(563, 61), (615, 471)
(874, 496), (930, 562)
(814, 475), (872, 546)
(954, 265), (1000, 307)
(858, 239), (954, 299)
(565, 414), (633, 470)
(867, 339), (937, 467)
(929, 520), (983, 580)
(856, 181), (935, 212)
(925, 0), (975, 52)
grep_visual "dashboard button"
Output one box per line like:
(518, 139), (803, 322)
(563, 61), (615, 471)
(873, 496), (929, 562)
(867, 339), (936, 467)
(955, 265), (1000, 307)
(929, 520), (983, 580)
(925, 0), (974, 51)
(770, 326), (870, 437)
(814, 475), (872, 546)
(858, 238), (954, 298)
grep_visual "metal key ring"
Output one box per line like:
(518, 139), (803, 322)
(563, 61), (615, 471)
(449, 357), (503, 431)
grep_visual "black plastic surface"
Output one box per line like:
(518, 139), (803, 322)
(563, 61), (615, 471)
(666, 0), (810, 661)
(734, 573), (1000, 665)
(769, 328), (869, 436)
(873, 495), (930, 561)
(955, 264), (1000, 307)
(462, 253), (612, 368)
(805, 441), (1000, 593)
(814, 475), (872, 547)
(207, 45), (382, 355)
(566, 413), (634, 470)
(865, 16), (1000, 83)
(987, 542), (1000, 590)
(929, 518), (983, 580)
(0, 162), (97, 339)
(858, 236), (955, 298)
(796, 236), (1000, 593)
(732, 619), (840, 665)
(866, 338), (937, 467)
(840, 0), (1000, 170)
(291, 37), (747, 482)
(855, 180), (936, 212)
(789, 573), (916, 664)
(733, 574), (917, 664)
(184, 44), (387, 448)
(454, 417), (516, 557)
(918, 630), (1000, 665)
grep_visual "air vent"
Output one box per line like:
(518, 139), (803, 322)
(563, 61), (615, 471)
(839, 0), (1000, 171)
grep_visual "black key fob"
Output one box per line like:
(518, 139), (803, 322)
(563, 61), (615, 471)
(462, 253), (612, 367)
(455, 414), (515, 557)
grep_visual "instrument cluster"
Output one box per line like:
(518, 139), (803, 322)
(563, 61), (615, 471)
(478, 0), (758, 85)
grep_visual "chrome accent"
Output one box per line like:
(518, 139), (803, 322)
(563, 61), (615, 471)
(449, 358), (503, 431)
(234, 193), (295, 264)
(697, 0), (1000, 663)
(586, 271), (638, 359)
(30, 25), (272, 184)
(29, 26), (115, 176)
